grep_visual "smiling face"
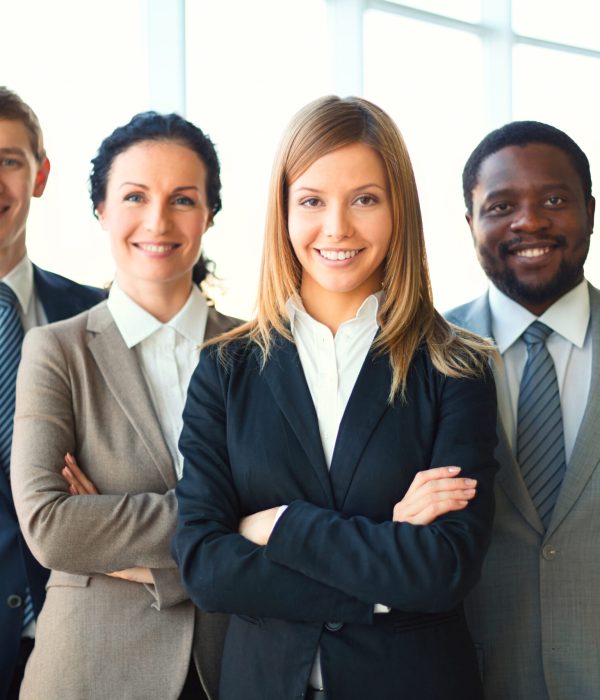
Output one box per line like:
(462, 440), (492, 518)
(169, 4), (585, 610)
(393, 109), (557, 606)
(468, 143), (595, 315)
(0, 119), (49, 276)
(287, 142), (392, 317)
(96, 139), (212, 309)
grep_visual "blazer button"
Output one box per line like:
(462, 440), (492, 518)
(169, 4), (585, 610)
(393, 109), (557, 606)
(325, 621), (343, 632)
(542, 544), (557, 561)
(7, 594), (22, 608)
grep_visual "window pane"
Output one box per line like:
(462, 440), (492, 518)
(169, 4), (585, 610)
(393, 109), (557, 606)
(364, 10), (488, 310)
(513, 44), (600, 286)
(513, 0), (600, 51)
(1, 0), (149, 288)
(380, 0), (480, 23)
(185, 0), (331, 318)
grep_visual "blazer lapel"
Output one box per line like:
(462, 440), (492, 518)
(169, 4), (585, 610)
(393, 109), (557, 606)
(86, 304), (176, 488)
(546, 285), (600, 537)
(329, 347), (391, 509)
(454, 293), (544, 534)
(262, 338), (334, 506)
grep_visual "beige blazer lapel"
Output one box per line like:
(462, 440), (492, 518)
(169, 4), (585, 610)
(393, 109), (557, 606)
(546, 284), (600, 537)
(86, 303), (176, 489)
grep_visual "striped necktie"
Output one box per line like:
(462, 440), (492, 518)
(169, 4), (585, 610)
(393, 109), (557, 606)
(517, 321), (566, 529)
(0, 282), (24, 475)
(0, 282), (34, 629)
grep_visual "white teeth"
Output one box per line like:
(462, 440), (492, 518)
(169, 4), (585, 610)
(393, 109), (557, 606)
(319, 249), (359, 261)
(516, 247), (551, 258)
(137, 243), (175, 253)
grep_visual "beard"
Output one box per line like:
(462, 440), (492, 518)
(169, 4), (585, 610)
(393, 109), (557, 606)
(478, 235), (589, 306)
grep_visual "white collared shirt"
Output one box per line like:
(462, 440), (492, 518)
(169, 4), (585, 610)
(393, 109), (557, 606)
(286, 293), (383, 690)
(1, 255), (47, 330)
(287, 293), (381, 466)
(107, 282), (208, 478)
(489, 280), (591, 462)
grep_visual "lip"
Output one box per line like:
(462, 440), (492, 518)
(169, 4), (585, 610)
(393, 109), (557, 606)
(314, 247), (363, 263)
(132, 242), (181, 257)
(505, 241), (561, 266)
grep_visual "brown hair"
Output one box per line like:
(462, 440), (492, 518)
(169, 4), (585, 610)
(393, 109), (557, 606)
(214, 95), (492, 400)
(0, 86), (45, 162)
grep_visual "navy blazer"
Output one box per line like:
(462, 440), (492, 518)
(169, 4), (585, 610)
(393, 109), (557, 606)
(173, 335), (498, 700)
(0, 265), (104, 698)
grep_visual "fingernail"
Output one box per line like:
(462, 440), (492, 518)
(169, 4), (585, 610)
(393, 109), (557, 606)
(465, 479), (477, 486)
(448, 467), (461, 473)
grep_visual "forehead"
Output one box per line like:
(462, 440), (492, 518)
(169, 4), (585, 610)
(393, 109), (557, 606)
(107, 139), (207, 184)
(475, 143), (584, 199)
(291, 142), (386, 187)
(0, 119), (37, 158)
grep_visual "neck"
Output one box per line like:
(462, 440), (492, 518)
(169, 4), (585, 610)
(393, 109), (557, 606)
(300, 284), (375, 335)
(116, 275), (193, 323)
(0, 243), (26, 279)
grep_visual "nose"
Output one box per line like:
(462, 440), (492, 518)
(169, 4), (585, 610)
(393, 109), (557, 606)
(510, 205), (551, 233)
(144, 201), (170, 235)
(324, 203), (351, 240)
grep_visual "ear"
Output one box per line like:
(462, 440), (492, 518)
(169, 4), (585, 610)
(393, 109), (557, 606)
(95, 201), (109, 230)
(465, 211), (476, 239)
(33, 157), (50, 197)
(587, 196), (595, 235)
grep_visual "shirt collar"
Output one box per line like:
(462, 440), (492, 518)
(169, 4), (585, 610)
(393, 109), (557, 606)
(107, 282), (208, 348)
(287, 292), (382, 335)
(489, 279), (590, 353)
(1, 255), (34, 315)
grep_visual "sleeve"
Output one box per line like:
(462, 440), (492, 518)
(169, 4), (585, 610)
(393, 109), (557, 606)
(265, 365), (498, 612)
(172, 349), (373, 624)
(11, 326), (186, 608)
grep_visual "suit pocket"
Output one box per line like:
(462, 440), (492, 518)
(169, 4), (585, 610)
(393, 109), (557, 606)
(46, 571), (91, 589)
(235, 613), (261, 626)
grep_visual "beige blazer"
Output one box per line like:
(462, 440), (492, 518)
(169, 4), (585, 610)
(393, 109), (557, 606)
(11, 301), (239, 700)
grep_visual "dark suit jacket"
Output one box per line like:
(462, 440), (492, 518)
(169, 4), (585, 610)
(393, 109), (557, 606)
(173, 335), (499, 700)
(0, 265), (104, 699)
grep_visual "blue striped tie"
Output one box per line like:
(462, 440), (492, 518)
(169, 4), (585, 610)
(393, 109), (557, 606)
(517, 321), (566, 529)
(0, 282), (34, 629)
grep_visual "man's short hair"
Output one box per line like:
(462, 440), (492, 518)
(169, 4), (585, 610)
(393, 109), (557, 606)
(462, 120), (592, 214)
(0, 86), (45, 162)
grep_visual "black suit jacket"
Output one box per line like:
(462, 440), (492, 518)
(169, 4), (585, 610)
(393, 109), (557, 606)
(0, 265), (104, 699)
(173, 335), (498, 700)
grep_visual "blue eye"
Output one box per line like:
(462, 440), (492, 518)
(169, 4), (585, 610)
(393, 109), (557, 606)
(124, 193), (144, 203)
(173, 195), (195, 206)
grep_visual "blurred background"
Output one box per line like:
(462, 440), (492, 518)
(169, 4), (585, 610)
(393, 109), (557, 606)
(3, 0), (600, 318)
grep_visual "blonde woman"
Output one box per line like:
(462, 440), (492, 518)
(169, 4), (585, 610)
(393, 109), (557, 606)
(173, 96), (497, 700)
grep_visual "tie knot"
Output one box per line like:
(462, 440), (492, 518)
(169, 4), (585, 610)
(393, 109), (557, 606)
(522, 320), (553, 346)
(0, 282), (19, 309)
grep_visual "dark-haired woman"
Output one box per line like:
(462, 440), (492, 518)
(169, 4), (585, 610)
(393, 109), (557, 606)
(11, 112), (239, 700)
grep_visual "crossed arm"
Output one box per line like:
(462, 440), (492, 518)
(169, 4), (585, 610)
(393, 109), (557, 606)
(173, 351), (497, 620)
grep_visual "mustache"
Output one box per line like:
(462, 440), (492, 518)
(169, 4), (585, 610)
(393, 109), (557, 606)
(498, 235), (568, 258)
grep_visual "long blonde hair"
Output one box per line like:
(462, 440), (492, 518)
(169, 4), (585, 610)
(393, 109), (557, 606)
(214, 95), (492, 399)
